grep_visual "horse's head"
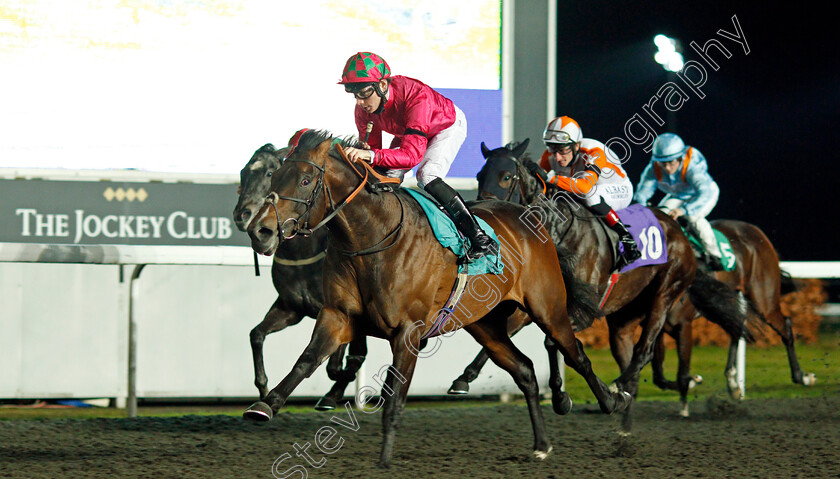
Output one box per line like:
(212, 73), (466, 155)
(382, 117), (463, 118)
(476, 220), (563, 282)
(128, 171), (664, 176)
(247, 130), (364, 255)
(475, 138), (536, 204)
(233, 143), (290, 231)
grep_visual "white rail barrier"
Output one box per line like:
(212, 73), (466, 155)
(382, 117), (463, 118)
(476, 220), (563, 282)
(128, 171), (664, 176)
(0, 248), (840, 415)
(733, 262), (839, 398)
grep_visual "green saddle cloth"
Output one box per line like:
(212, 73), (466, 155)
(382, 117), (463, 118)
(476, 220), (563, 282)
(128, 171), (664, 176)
(403, 188), (504, 276)
(685, 226), (737, 272)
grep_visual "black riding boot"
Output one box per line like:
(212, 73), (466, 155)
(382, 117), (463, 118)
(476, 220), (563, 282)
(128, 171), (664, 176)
(424, 178), (499, 259)
(589, 200), (642, 269)
(610, 220), (643, 269)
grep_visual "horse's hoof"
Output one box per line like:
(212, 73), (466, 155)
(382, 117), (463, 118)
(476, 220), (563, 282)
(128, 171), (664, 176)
(727, 386), (743, 401)
(551, 392), (573, 415)
(533, 446), (553, 460)
(679, 403), (690, 417)
(802, 373), (817, 386)
(616, 391), (633, 413)
(314, 397), (337, 411)
(447, 380), (470, 395)
(688, 375), (703, 389)
(243, 401), (273, 422)
(608, 382), (621, 394)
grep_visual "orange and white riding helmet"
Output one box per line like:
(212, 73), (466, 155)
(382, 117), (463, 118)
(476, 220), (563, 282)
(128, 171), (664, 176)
(543, 116), (582, 147)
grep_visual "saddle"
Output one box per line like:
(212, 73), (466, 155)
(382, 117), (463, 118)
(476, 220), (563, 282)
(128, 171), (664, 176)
(676, 217), (734, 272)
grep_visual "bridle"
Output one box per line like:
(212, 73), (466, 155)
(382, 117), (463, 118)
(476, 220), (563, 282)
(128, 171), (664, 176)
(260, 139), (403, 256)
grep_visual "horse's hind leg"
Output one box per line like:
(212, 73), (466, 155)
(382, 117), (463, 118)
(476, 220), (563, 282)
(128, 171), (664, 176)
(250, 302), (306, 399)
(780, 315), (815, 385)
(749, 288), (816, 386)
(245, 307), (351, 421)
(531, 294), (630, 415)
(465, 318), (552, 458)
(315, 338), (369, 411)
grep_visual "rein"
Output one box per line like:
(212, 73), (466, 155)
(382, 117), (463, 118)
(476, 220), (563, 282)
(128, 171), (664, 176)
(261, 139), (404, 257)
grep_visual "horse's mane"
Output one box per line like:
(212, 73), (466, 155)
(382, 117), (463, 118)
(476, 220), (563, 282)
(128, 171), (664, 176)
(296, 129), (364, 155)
(257, 143), (278, 154)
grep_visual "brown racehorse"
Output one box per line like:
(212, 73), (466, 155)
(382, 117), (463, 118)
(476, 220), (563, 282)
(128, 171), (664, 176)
(652, 219), (816, 415)
(467, 141), (754, 432)
(243, 129), (630, 467)
(233, 143), (369, 411)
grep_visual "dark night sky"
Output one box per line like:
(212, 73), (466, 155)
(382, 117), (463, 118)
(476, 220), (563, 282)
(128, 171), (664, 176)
(554, 1), (839, 261)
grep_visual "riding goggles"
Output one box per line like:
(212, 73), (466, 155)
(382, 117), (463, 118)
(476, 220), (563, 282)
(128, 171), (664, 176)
(544, 131), (575, 144)
(346, 85), (376, 100)
(547, 143), (574, 154)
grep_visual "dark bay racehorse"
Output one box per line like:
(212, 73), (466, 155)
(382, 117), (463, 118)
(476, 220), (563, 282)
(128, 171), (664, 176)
(652, 220), (816, 414)
(243, 129), (631, 467)
(234, 143), (367, 410)
(467, 140), (754, 431)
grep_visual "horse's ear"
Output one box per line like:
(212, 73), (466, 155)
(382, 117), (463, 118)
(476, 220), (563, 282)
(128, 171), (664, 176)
(512, 138), (530, 158)
(481, 141), (491, 159)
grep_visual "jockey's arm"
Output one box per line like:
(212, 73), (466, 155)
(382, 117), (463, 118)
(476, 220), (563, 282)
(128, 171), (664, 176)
(682, 170), (717, 217)
(634, 162), (658, 205)
(548, 166), (598, 196)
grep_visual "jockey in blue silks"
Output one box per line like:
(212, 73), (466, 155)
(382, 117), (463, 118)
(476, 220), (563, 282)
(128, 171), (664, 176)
(634, 133), (724, 270)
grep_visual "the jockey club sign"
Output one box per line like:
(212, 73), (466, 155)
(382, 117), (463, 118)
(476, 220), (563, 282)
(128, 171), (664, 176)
(0, 179), (247, 247)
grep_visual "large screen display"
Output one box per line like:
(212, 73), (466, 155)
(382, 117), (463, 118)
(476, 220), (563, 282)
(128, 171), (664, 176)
(1, 1), (501, 178)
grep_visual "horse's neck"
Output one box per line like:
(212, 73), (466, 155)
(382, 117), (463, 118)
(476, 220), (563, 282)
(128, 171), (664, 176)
(535, 191), (614, 277)
(325, 187), (402, 252)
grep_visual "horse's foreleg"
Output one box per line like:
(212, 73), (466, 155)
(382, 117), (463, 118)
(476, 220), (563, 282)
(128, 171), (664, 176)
(544, 336), (572, 415)
(449, 310), (531, 395)
(537, 306), (631, 416)
(613, 297), (674, 390)
(724, 338), (741, 399)
(606, 321), (637, 434)
(244, 308), (351, 421)
(675, 319), (697, 417)
(325, 344), (349, 381)
(316, 338), (369, 411)
(313, 343), (349, 411)
(378, 335), (419, 469)
(651, 330), (676, 391)
(447, 348), (490, 395)
(465, 319), (552, 459)
(250, 303), (305, 399)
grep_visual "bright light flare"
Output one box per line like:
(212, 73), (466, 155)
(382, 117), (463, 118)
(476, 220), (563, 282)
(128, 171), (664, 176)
(654, 34), (682, 72)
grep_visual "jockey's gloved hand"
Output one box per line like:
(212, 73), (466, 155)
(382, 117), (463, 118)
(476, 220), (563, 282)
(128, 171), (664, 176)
(523, 160), (548, 182)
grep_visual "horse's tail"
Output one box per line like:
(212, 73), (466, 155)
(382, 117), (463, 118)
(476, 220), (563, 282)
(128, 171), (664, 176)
(555, 244), (603, 331)
(688, 268), (757, 343)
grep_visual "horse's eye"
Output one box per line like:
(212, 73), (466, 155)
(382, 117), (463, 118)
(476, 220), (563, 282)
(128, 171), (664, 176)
(266, 171), (272, 177)
(503, 174), (511, 181)
(300, 178), (311, 187)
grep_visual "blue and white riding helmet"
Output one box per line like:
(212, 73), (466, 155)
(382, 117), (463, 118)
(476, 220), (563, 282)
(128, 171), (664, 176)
(651, 133), (687, 162)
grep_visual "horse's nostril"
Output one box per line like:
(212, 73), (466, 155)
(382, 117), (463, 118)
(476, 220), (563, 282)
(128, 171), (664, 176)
(258, 226), (274, 239)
